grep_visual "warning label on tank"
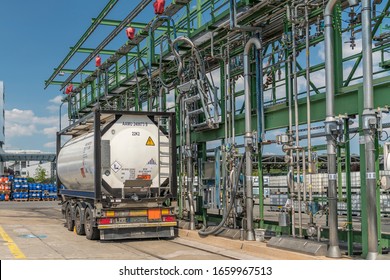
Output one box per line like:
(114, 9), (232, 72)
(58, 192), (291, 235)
(146, 136), (155, 146)
(111, 161), (122, 173)
(147, 158), (157, 165)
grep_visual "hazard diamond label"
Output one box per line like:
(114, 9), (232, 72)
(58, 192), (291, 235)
(111, 161), (122, 173)
(146, 136), (155, 146)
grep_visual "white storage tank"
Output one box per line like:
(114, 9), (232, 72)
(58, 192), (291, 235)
(57, 113), (170, 195)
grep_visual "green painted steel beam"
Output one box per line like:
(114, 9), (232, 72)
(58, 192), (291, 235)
(46, 81), (81, 86)
(54, 68), (95, 75)
(45, 0), (119, 89)
(192, 75), (390, 142)
(70, 47), (143, 57)
(92, 18), (190, 34)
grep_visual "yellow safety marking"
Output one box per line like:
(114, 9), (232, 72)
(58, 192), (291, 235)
(0, 225), (26, 259)
(146, 136), (155, 146)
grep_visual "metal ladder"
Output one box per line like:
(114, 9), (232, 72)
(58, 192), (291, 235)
(156, 116), (171, 196)
(177, 78), (219, 131)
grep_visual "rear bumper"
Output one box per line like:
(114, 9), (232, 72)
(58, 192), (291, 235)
(100, 226), (177, 240)
(98, 221), (177, 230)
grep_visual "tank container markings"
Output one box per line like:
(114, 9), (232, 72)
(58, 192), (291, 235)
(146, 136), (155, 146)
(111, 161), (122, 173)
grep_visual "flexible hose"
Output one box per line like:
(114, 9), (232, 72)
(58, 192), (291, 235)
(198, 155), (244, 236)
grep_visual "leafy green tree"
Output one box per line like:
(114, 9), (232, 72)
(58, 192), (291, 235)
(34, 165), (47, 183)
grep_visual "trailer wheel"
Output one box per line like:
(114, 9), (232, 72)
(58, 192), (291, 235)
(75, 206), (86, 235)
(85, 207), (100, 240)
(65, 204), (74, 232)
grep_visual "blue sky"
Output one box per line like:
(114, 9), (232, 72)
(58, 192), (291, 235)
(0, 1), (105, 152)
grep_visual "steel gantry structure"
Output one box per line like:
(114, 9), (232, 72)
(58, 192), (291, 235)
(47, 0), (390, 259)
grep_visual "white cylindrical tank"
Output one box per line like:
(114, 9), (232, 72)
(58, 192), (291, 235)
(57, 114), (170, 193)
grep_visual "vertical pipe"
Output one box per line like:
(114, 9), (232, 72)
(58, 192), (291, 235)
(374, 132), (382, 254)
(324, 0), (341, 258)
(159, 87), (165, 112)
(255, 33), (265, 230)
(305, 3), (313, 221)
(361, 0), (378, 260)
(186, 113), (195, 230)
(288, 57), (296, 237)
(286, 5), (295, 237)
(178, 95), (184, 219)
(337, 146), (343, 202)
(243, 37), (262, 241)
(292, 5), (303, 238)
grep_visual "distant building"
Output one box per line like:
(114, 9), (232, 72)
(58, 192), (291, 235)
(3, 150), (54, 179)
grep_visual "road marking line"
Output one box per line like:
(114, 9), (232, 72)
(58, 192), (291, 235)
(0, 225), (26, 259)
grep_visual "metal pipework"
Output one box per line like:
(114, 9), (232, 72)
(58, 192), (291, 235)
(292, 3), (303, 238)
(229, 0), (262, 32)
(169, 36), (206, 81)
(243, 37), (262, 241)
(305, 3), (313, 218)
(324, 0), (340, 259)
(159, 86), (166, 112)
(185, 113), (196, 231)
(361, 0), (378, 260)
(324, 0), (360, 259)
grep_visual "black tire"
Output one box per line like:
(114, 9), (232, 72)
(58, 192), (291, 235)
(84, 207), (100, 240)
(75, 206), (86, 235)
(65, 204), (74, 232)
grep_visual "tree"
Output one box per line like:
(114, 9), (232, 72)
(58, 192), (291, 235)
(34, 165), (47, 183)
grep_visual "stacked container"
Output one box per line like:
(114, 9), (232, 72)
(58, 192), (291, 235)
(12, 178), (29, 201)
(41, 184), (57, 200)
(28, 183), (42, 201)
(0, 176), (11, 201)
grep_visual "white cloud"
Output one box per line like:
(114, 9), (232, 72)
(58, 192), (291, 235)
(47, 95), (67, 113)
(5, 109), (58, 138)
(43, 126), (57, 136)
(6, 123), (36, 137)
(49, 95), (64, 105)
(44, 141), (56, 148)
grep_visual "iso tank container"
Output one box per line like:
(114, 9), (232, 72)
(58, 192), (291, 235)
(57, 110), (176, 200)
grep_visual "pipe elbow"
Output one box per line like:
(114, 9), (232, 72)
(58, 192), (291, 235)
(348, 0), (359, 7)
(324, 0), (338, 17)
(244, 37), (262, 56)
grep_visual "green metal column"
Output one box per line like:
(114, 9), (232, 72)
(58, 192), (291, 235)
(91, 80), (96, 103)
(220, 59), (226, 123)
(344, 118), (353, 256)
(197, 0), (202, 28)
(333, 4), (343, 91)
(115, 62), (120, 85)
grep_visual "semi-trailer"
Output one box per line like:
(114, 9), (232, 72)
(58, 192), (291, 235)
(56, 109), (177, 240)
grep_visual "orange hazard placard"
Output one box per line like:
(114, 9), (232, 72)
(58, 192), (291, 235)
(146, 136), (155, 146)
